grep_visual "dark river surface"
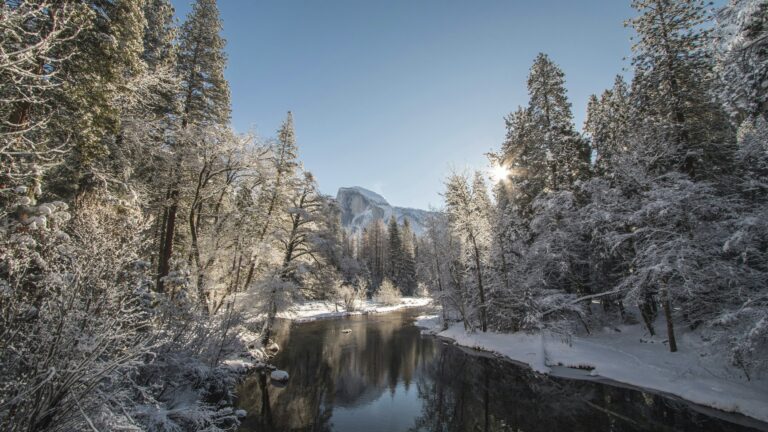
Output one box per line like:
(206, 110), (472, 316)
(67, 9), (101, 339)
(236, 309), (768, 432)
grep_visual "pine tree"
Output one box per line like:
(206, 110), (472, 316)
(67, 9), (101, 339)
(176, 0), (230, 127)
(714, 0), (768, 122)
(400, 218), (418, 295)
(0, 2), (89, 200)
(584, 75), (631, 177)
(629, 0), (735, 179)
(387, 215), (404, 290)
(361, 219), (388, 290)
(157, 0), (230, 292)
(40, 0), (149, 199)
(140, 0), (179, 118)
(500, 107), (544, 217)
(241, 112), (300, 290)
(143, 0), (176, 69)
(444, 172), (492, 332)
(527, 53), (591, 191)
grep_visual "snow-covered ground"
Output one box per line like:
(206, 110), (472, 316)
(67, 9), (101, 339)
(415, 318), (768, 423)
(278, 297), (432, 322)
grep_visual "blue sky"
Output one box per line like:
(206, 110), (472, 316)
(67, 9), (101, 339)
(171, 0), (637, 209)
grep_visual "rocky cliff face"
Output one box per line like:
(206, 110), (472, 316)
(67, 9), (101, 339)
(335, 187), (435, 235)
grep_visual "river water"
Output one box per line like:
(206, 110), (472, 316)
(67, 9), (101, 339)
(236, 309), (767, 432)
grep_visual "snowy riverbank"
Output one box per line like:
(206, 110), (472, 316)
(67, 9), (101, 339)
(278, 296), (432, 322)
(415, 316), (768, 424)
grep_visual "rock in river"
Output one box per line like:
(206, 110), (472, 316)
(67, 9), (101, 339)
(270, 370), (289, 383)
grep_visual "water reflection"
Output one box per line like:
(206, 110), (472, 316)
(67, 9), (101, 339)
(236, 311), (765, 432)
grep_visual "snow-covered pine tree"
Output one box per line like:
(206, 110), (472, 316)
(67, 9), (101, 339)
(143, 0), (176, 70)
(157, 0), (231, 293)
(500, 107), (544, 217)
(260, 171), (325, 343)
(714, 0), (768, 123)
(177, 0), (230, 127)
(0, 2), (88, 204)
(629, 0), (735, 179)
(444, 172), (492, 332)
(241, 112), (301, 291)
(527, 53), (591, 192)
(400, 218), (418, 296)
(387, 215), (404, 291)
(140, 0), (180, 118)
(584, 75), (631, 178)
(360, 219), (388, 291)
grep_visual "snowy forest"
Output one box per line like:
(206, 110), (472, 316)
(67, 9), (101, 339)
(427, 0), (768, 360)
(1, 0), (768, 431)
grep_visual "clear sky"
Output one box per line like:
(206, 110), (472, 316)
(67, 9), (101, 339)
(170, 0), (637, 210)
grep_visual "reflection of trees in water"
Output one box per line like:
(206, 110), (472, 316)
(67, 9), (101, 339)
(238, 315), (757, 432)
(410, 344), (758, 432)
(410, 345), (589, 432)
(237, 312), (436, 432)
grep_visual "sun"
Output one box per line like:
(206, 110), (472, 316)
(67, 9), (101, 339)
(489, 163), (510, 183)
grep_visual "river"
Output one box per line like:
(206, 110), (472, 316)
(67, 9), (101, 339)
(236, 308), (768, 432)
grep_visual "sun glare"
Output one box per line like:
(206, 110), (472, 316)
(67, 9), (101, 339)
(490, 164), (510, 183)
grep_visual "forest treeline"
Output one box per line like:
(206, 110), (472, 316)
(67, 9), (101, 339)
(420, 0), (768, 379)
(0, 0), (407, 430)
(1, 0), (767, 430)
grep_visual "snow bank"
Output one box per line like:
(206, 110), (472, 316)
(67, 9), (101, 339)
(413, 314), (442, 333)
(277, 296), (432, 323)
(435, 321), (768, 423)
(439, 325), (550, 373)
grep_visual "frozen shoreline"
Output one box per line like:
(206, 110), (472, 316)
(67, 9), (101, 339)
(415, 316), (768, 425)
(277, 296), (432, 323)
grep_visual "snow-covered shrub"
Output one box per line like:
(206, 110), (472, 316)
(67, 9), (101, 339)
(131, 353), (242, 432)
(0, 192), (155, 431)
(335, 282), (363, 312)
(709, 305), (768, 380)
(374, 278), (401, 305)
(256, 273), (300, 317)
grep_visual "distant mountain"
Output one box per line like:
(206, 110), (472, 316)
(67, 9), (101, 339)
(335, 187), (436, 236)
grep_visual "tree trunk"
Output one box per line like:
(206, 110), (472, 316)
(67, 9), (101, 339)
(242, 163), (285, 291)
(157, 190), (178, 293)
(471, 236), (487, 332)
(639, 300), (656, 336)
(662, 283), (677, 352)
(189, 203), (208, 315)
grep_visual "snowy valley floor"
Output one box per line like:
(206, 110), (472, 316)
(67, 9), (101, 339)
(415, 315), (768, 425)
(276, 296), (432, 322)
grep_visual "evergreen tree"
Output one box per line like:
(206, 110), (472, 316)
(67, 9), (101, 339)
(242, 111), (300, 290)
(143, 0), (176, 69)
(360, 219), (388, 291)
(714, 0), (768, 122)
(140, 0), (179, 118)
(584, 75), (631, 177)
(527, 53), (591, 191)
(500, 107), (543, 216)
(176, 0), (231, 127)
(0, 2), (89, 200)
(157, 0), (230, 292)
(400, 218), (418, 295)
(629, 0), (735, 179)
(41, 0), (149, 198)
(387, 215), (404, 289)
(444, 172), (492, 332)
